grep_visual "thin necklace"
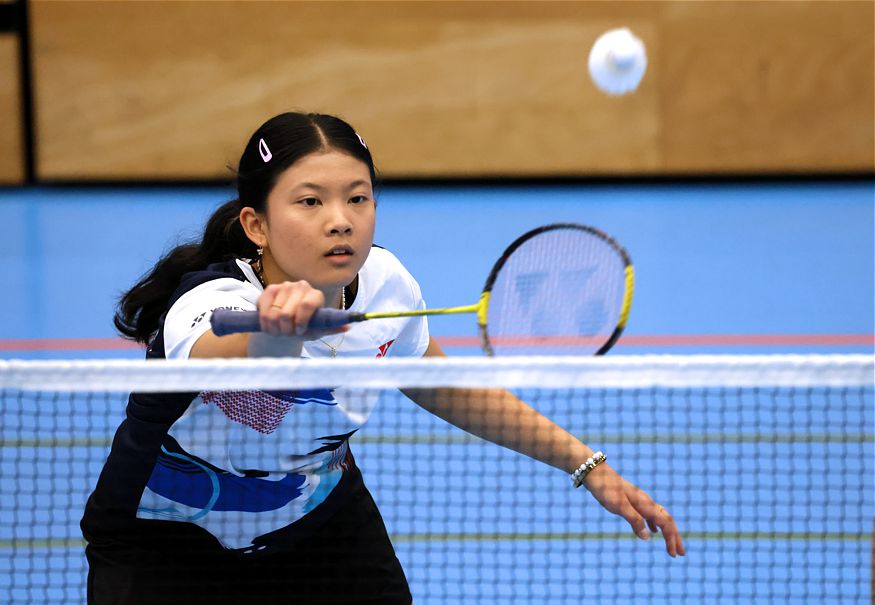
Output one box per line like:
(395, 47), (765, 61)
(319, 287), (346, 358)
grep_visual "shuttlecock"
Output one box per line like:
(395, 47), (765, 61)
(588, 28), (647, 96)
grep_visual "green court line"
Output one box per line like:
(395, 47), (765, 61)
(358, 433), (875, 446)
(3, 433), (872, 448)
(1, 531), (868, 551)
(1, 437), (113, 448)
(390, 531), (871, 544)
(1, 538), (88, 549)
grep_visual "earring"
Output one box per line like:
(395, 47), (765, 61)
(253, 247), (266, 287)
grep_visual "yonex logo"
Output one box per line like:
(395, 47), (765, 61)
(192, 306), (247, 329)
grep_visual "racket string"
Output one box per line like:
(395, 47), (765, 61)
(485, 227), (629, 355)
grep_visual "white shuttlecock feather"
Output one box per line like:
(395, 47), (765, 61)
(588, 28), (647, 96)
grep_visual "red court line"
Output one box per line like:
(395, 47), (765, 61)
(622, 334), (875, 346)
(434, 334), (875, 348)
(0, 338), (144, 352)
(0, 334), (872, 352)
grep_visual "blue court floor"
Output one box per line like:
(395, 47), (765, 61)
(0, 181), (873, 355)
(0, 181), (873, 603)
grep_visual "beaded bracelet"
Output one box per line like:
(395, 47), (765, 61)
(571, 451), (606, 488)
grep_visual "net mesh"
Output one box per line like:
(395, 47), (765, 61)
(1, 355), (872, 604)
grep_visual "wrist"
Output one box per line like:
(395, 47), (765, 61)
(570, 451), (607, 488)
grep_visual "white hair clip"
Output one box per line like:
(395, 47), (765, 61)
(355, 133), (368, 150)
(258, 138), (272, 163)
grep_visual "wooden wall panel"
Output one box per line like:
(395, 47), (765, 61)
(29, 1), (874, 180)
(0, 33), (24, 184)
(660, 1), (874, 173)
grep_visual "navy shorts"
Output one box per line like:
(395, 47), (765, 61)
(85, 486), (411, 605)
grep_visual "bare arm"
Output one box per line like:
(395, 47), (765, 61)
(401, 338), (686, 558)
(402, 342), (593, 475)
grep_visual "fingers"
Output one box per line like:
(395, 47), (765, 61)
(632, 494), (686, 558)
(258, 282), (325, 336)
(584, 469), (657, 544)
(617, 499), (651, 542)
(658, 514), (686, 558)
(591, 472), (686, 558)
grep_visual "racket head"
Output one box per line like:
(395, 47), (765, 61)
(478, 223), (634, 356)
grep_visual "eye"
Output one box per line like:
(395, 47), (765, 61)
(298, 197), (320, 207)
(349, 195), (369, 205)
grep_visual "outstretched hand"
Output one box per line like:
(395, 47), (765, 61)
(583, 464), (686, 558)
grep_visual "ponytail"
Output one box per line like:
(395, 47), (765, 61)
(114, 199), (258, 344)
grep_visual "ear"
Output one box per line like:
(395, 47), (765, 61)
(239, 206), (268, 249)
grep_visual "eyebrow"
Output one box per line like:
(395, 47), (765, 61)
(296, 180), (371, 191)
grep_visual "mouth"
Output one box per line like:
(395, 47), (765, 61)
(324, 244), (354, 258)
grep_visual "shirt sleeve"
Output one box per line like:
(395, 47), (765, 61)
(162, 278), (259, 360)
(392, 270), (431, 358)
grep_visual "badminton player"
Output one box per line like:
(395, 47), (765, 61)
(82, 112), (684, 604)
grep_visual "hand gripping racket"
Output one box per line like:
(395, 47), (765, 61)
(211, 223), (634, 356)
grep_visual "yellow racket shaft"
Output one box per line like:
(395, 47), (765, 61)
(362, 292), (491, 326)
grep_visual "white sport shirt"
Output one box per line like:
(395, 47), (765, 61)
(135, 247), (429, 550)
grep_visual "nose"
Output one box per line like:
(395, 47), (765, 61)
(326, 202), (353, 236)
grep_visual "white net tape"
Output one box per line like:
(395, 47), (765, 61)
(1, 354), (872, 392)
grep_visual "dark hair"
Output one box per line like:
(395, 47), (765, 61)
(114, 112), (378, 344)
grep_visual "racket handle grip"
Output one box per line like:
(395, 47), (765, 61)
(211, 308), (363, 336)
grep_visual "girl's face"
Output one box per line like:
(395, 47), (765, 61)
(250, 150), (376, 295)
